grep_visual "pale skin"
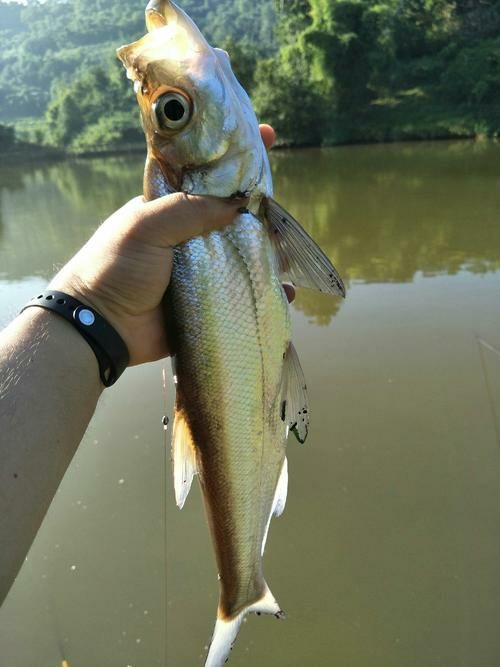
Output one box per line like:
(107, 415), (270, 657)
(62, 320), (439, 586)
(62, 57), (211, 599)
(0, 126), (294, 606)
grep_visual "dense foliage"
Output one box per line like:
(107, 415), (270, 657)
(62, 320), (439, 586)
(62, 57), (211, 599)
(0, 0), (499, 152)
(255, 0), (500, 143)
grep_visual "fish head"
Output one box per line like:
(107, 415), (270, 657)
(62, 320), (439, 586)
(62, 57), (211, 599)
(117, 0), (270, 198)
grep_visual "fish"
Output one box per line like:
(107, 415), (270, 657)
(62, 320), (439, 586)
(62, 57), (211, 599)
(117, 2), (345, 665)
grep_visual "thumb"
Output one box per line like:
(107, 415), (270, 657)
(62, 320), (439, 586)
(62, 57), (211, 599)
(134, 192), (247, 247)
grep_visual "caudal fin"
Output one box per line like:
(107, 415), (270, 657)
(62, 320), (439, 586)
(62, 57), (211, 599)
(204, 584), (285, 667)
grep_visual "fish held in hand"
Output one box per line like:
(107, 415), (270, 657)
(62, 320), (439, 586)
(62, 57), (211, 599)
(117, 2), (345, 665)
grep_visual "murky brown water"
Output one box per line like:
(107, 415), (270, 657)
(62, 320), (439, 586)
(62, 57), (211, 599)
(1, 141), (500, 667)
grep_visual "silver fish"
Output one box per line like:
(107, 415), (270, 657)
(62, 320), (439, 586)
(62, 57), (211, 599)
(117, 2), (345, 665)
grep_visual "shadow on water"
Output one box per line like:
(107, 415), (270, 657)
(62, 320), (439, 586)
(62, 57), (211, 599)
(0, 156), (143, 281)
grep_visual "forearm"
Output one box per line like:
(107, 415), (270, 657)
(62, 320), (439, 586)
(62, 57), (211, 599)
(0, 307), (102, 604)
(0, 187), (251, 607)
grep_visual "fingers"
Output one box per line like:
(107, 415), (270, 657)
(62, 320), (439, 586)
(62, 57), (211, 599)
(259, 124), (276, 150)
(134, 192), (245, 247)
(118, 123), (276, 247)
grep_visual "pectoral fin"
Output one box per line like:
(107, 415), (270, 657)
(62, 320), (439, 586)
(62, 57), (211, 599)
(264, 197), (345, 297)
(281, 343), (309, 444)
(171, 401), (198, 509)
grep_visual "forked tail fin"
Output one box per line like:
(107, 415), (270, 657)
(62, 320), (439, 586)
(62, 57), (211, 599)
(204, 584), (285, 667)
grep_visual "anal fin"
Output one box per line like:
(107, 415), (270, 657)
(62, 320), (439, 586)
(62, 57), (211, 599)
(262, 457), (288, 556)
(264, 197), (346, 297)
(171, 400), (198, 509)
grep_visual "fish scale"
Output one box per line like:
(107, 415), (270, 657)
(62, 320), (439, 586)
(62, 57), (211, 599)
(171, 219), (287, 619)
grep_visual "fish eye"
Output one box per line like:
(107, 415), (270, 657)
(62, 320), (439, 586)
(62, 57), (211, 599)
(153, 92), (192, 131)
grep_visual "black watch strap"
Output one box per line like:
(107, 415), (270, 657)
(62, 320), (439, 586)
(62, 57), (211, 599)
(21, 290), (130, 387)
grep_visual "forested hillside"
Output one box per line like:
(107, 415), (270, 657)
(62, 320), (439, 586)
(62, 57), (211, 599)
(0, 0), (499, 152)
(253, 0), (500, 144)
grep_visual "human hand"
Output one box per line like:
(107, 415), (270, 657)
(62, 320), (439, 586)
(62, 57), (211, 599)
(49, 124), (292, 366)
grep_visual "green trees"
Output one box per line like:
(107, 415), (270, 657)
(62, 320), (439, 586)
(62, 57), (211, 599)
(252, 1), (326, 144)
(0, 0), (278, 151)
(1, 0), (499, 151)
(252, 0), (500, 144)
(253, 47), (328, 145)
(44, 63), (142, 150)
(441, 38), (500, 105)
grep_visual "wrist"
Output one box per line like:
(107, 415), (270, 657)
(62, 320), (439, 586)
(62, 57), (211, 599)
(14, 307), (103, 395)
(48, 274), (121, 335)
(22, 290), (130, 386)
(49, 268), (132, 342)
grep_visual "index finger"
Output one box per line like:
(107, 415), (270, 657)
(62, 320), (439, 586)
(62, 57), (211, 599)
(128, 193), (245, 247)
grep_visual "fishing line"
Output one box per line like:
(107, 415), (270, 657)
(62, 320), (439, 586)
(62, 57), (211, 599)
(476, 336), (500, 450)
(161, 363), (169, 667)
(46, 571), (69, 667)
(18, 538), (69, 667)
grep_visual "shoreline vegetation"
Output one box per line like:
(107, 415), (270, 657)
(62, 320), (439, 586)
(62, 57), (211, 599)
(1, 0), (500, 161)
(1, 128), (498, 166)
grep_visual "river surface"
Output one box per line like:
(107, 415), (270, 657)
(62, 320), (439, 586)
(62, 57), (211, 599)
(1, 142), (500, 667)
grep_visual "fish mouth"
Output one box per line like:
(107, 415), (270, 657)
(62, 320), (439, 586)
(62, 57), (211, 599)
(145, 0), (178, 31)
(145, 0), (210, 48)
(117, 0), (213, 88)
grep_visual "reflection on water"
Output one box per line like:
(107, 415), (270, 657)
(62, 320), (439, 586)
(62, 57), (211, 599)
(0, 157), (143, 282)
(273, 140), (500, 285)
(1, 142), (500, 289)
(0, 162), (30, 245)
(1, 143), (500, 667)
(294, 289), (342, 326)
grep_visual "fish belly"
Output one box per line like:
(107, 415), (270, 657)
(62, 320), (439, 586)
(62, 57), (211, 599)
(170, 212), (290, 618)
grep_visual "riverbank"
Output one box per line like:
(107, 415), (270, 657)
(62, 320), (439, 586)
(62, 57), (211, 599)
(0, 140), (65, 164)
(0, 140), (146, 165)
(1, 112), (497, 167)
(323, 101), (499, 146)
